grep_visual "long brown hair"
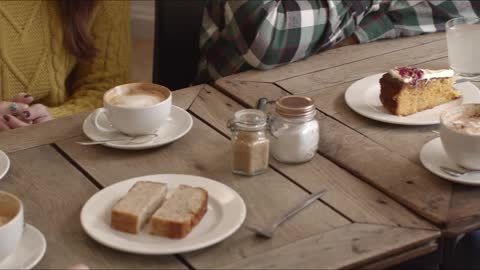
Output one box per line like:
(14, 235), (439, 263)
(60, 0), (97, 59)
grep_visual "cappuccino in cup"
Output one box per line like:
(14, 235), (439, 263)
(0, 215), (12, 226)
(0, 191), (24, 261)
(440, 104), (480, 169)
(93, 83), (172, 136)
(106, 87), (167, 108)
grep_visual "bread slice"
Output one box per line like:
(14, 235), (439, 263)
(111, 181), (167, 234)
(149, 185), (208, 238)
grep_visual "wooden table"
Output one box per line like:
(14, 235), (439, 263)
(0, 83), (439, 269)
(215, 32), (480, 267)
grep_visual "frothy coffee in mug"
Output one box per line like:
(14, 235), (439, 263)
(106, 86), (167, 108)
(0, 192), (19, 227)
(445, 106), (480, 135)
(0, 216), (12, 226)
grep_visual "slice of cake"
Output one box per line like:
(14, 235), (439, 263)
(111, 181), (167, 234)
(149, 185), (208, 239)
(379, 67), (460, 116)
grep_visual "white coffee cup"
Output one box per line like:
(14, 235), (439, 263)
(440, 104), (480, 170)
(92, 83), (172, 136)
(0, 191), (24, 262)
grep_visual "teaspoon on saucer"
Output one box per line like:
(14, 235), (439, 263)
(77, 134), (158, 145)
(440, 166), (480, 177)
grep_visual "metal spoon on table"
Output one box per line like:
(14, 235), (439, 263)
(246, 189), (326, 239)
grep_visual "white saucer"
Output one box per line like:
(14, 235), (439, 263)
(420, 137), (480, 186)
(345, 73), (480, 125)
(81, 174), (246, 255)
(0, 224), (47, 269)
(0, 151), (9, 180)
(82, 106), (193, 150)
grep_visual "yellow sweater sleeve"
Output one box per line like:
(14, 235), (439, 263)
(48, 1), (131, 118)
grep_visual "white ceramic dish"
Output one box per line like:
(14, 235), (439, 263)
(345, 73), (480, 125)
(81, 174), (247, 255)
(82, 106), (193, 150)
(0, 151), (10, 181)
(0, 224), (47, 270)
(420, 137), (480, 186)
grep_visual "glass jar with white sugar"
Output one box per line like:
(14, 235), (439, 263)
(269, 96), (319, 164)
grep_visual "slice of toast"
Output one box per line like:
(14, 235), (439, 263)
(111, 181), (167, 234)
(149, 185), (208, 238)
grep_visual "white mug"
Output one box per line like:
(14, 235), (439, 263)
(92, 83), (172, 136)
(440, 104), (480, 170)
(0, 191), (24, 261)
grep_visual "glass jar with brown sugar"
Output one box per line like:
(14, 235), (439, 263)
(228, 109), (270, 176)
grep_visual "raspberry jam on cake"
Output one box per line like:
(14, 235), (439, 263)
(379, 67), (460, 116)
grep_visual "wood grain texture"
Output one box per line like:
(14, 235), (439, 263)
(0, 146), (184, 269)
(277, 38), (447, 94)
(361, 242), (438, 270)
(226, 33), (445, 83)
(0, 112), (87, 154)
(0, 85), (203, 154)
(190, 87), (435, 230)
(215, 79), (451, 225)
(217, 223), (439, 269)
(55, 117), (350, 269)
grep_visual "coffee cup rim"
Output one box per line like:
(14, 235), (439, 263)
(440, 104), (480, 137)
(103, 83), (171, 110)
(0, 191), (22, 230)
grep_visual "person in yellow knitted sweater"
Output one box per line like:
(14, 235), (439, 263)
(0, 0), (130, 131)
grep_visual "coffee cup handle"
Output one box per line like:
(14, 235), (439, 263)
(91, 108), (117, 133)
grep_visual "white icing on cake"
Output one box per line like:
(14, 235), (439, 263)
(388, 67), (454, 84)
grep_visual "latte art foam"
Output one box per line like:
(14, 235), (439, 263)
(449, 114), (480, 135)
(107, 86), (167, 108)
(110, 94), (164, 108)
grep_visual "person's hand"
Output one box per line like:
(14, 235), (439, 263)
(334, 35), (360, 48)
(0, 113), (31, 131)
(11, 93), (52, 124)
(20, 104), (52, 124)
(11, 93), (34, 105)
(0, 93), (52, 131)
(0, 93), (32, 131)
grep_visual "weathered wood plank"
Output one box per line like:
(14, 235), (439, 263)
(217, 223), (439, 269)
(55, 117), (350, 269)
(0, 85), (202, 154)
(215, 79), (452, 225)
(227, 33), (445, 83)
(360, 242), (438, 270)
(190, 87), (435, 230)
(277, 38), (447, 94)
(0, 146), (185, 269)
(0, 113), (87, 154)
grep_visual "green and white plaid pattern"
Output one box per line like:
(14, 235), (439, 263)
(196, 0), (480, 83)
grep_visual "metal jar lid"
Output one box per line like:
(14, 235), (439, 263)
(275, 96), (315, 118)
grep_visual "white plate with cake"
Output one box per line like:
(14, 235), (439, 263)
(345, 67), (480, 125)
(80, 174), (246, 255)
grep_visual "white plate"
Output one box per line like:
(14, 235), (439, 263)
(82, 106), (193, 150)
(0, 150), (10, 180)
(345, 73), (480, 125)
(420, 137), (480, 186)
(0, 224), (47, 270)
(81, 174), (247, 255)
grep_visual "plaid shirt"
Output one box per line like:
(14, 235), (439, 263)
(196, 0), (480, 83)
